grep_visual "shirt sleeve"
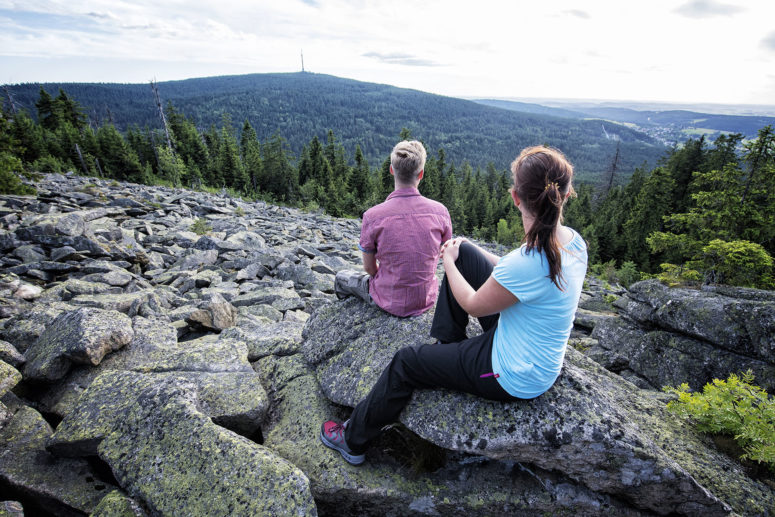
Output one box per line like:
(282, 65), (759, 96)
(492, 248), (547, 303)
(442, 210), (453, 242)
(359, 214), (377, 254)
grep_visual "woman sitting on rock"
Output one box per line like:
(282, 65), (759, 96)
(321, 146), (588, 465)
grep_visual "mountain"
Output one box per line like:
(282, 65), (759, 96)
(4, 73), (667, 182)
(474, 98), (775, 146)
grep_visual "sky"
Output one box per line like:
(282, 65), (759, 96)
(2, 0), (775, 108)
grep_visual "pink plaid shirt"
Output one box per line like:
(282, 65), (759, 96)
(359, 188), (452, 317)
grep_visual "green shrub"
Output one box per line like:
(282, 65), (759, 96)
(656, 263), (701, 287)
(189, 217), (212, 235)
(616, 261), (642, 288)
(698, 239), (774, 289)
(234, 206), (245, 217)
(663, 371), (774, 470)
(31, 155), (64, 174)
(0, 153), (36, 195)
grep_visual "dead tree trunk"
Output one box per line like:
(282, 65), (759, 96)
(3, 86), (18, 115)
(604, 141), (621, 197)
(150, 79), (174, 152)
(75, 144), (89, 175)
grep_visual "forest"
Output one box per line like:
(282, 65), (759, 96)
(1, 86), (773, 290)
(4, 73), (667, 183)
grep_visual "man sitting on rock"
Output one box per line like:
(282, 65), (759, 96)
(334, 140), (452, 317)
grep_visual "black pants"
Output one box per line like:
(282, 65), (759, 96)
(346, 242), (515, 453)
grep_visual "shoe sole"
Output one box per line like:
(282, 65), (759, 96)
(319, 431), (365, 465)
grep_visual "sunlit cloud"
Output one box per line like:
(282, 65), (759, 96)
(673, 0), (744, 18)
(362, 52), (442, 67)
(762, 31), (775, 52)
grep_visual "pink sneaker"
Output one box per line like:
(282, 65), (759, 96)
(320, 420), (365, 465)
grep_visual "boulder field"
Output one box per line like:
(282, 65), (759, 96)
(0, 173), (772, 516)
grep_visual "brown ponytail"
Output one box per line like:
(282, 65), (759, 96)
(511, 146), (575, 290)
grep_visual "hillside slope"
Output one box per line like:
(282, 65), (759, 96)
(6, 73), (666, 180)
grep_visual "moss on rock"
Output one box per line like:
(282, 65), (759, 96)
(96, 384), (316, 516)
(0, 407), (114, 515)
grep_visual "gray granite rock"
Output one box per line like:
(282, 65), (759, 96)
(620, 279), (775, 363)
(590, 316), (775, 392)
(0, 341), (25, 368)
(24, 307), (133, 382)
(0, 406), (115, 516)
(303, 298), (774, 516)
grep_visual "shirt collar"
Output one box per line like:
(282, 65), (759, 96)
(386, 187), (421, 200)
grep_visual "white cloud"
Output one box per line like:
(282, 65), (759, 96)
(1, 0), (775, 105)
(673, 0), (744, 18)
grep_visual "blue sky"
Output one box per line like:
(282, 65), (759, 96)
(2, 0), (774, 107)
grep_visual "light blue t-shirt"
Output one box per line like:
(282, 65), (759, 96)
(491, 228), (588, 398)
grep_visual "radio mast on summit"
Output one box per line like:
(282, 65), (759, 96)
(301, 50), (305, 72)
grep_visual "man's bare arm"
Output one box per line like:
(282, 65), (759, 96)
(362, 252), (378, 276)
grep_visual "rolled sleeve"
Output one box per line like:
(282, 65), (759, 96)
(442, 212), (453, 242)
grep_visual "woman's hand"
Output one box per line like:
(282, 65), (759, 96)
(441, 237), (467, 264)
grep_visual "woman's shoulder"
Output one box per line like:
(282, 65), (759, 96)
(563, 227), (587, 251)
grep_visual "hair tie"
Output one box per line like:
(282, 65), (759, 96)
(544, 181), (559, 191)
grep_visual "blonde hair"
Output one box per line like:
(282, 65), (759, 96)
(390, 140), (427, 183)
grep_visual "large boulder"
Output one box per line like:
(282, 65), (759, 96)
(302, 298), (775, 516)
(590, 316), (775, 392)
(49, 369), (268, 455)
(258, 353), (645, 516)
(49, 371), (315, 516)
(23, 307), (133, 382)
(618, 279), (775, 363)
(585, 279), (775, 392)
(0, 406), (115, 516)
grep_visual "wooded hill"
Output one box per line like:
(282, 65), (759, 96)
(4, 73), (666, 183)
(475, 99), (775, 145)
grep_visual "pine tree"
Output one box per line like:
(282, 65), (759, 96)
(96, 124), (146, 183)
(348, 144), (372, 214)
(35, 87), (60, 131)
(262, 132), (297, 201)
(241, 120), (263, 194)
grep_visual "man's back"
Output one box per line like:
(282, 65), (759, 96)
(360, 187), (452, 317)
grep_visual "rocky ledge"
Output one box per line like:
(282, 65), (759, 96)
(0, 173), (772, 516)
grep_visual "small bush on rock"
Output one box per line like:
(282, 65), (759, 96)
(190, 217), (212, 235)
(664, 371), (775, 471)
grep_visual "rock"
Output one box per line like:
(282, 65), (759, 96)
(225, 230), (266, 250)
(169, 249), (219, 270)
(39, 278), (122, 301)
(260, 354), (647, 517)
(275, 262), (335, 292)
(0, 302), (71, 352)
(68, 290), (158, 313)
(0, 341), (25, 369)
(23, 307), (133, 382)
(621, 279), (775, 363)
(49, 369), (268, 455)
(0, 501), (24, 517)
(91, 490), (147, 517)
(0, 360), (22, 398)
(302, 298), (775, 516)
(54, 373), (315, 516)
(0, 407), (115, 516)
(185, 292), (237, 331)
(231, 286), (302, 307)
(574, 307), (618, 330)
(222, 320), (304, 361)
(590, 316), (775, 392)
